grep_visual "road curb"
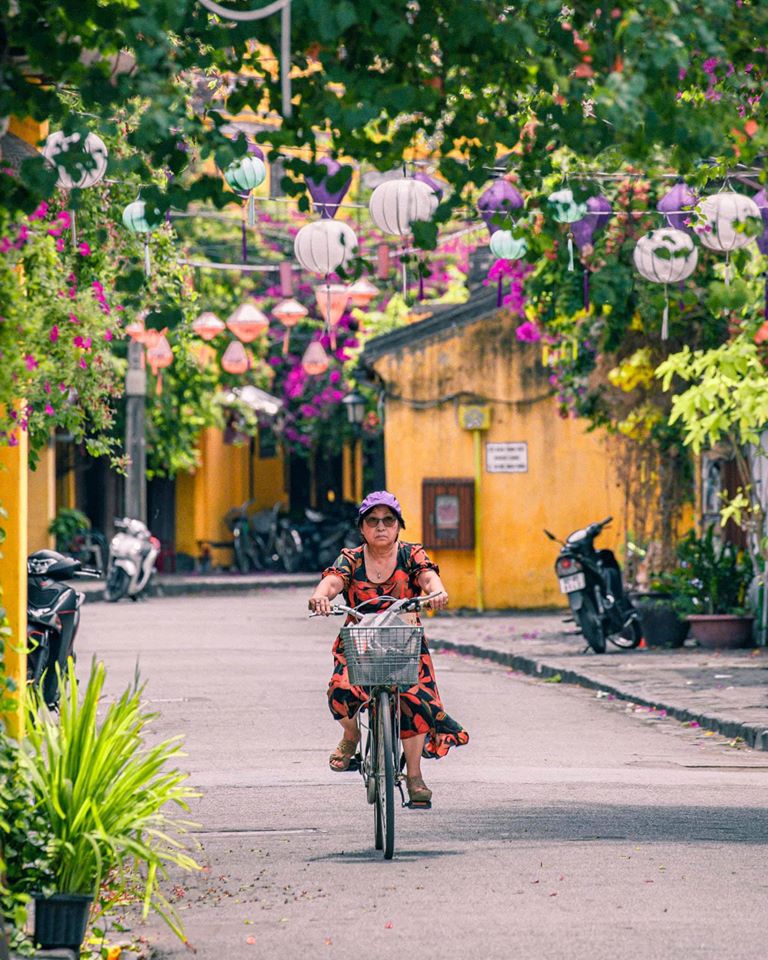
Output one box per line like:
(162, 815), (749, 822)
(82, 573), (317, 604)
(430, 637), (768, 752)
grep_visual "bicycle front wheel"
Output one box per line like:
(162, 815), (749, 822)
(374, 690), (396, 860)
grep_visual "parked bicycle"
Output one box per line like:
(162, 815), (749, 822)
(224, 500), (302, 573)
(311, 590), (442, 860)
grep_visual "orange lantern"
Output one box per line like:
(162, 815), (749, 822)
(227, 302), (269, 343)
(146, 332), (173, 394)
(192, 310), (226, 341)
(347, 278), (378, 307)
(301, 340), (330, 376)
(315, 283), (349, 349)
(221, 339), (250, 374)
(125, 318), (147, 343)
(272, 298), (308, 354)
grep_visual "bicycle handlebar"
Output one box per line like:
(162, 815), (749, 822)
(309, 590), (445, 619)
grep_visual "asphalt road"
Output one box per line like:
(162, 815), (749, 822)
(78, 589), (768, 960)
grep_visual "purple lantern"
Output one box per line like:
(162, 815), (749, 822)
(754, 189), (768, 320)
(306, 157), (352, 219)
(571, 194), (612, 250)
(571, 195), (612, 309)
(478, 180), (523, 236)
(657, 181), (697, 232)
(414, 171), (445, 201)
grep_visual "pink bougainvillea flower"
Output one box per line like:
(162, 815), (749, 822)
(58, 210), (71, 228)
(104, 329), (113, 341)
(8, 433), (19, 447)
(77, 241), (91, 256)
(29, 201), (49, 222)
(24, 354), (38, 370)
(329, 369), (342, 384)
(515, 321), (542, 343)
(78, 357), (88, 369)
(44, 403), (55, 416)
(68, 312), (78, 323)
(58, 383), (67, 392)
(55, 237), (66, 252)
(50, 325), (59, 343)
(44, 381), (52, 394)
(0, 237), (12, 253)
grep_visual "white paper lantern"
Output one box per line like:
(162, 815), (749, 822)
(634, 228), (698, 339)
(293, 219), (357, 275)
(368, 178), (438, 237)
(489, 230), (528, 261)
(633, 228), (698, 284)
(695, 191), (762, 253)
(122, 199), (162, 234)
(42, 131), (108, 190)
(547, 187), (587, 224)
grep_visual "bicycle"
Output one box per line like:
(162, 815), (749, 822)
(312, 590), (443, 860)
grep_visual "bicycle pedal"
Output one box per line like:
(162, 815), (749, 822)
(562, 616), (575, 623)
(346, 755), (361, 772)
(404, 800), (432, 810)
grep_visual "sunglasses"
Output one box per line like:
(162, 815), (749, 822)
(363, 515), (398, 528)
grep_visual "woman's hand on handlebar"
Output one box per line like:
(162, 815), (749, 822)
(308, 595), (332, 616)
(426, 590), (449, 612)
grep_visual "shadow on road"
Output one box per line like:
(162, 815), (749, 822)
(309, 848), (464, 863)
(442, 803), (768, 844)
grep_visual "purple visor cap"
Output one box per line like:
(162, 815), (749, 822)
(357, 490), (405, 528)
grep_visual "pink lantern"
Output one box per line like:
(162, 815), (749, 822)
(348, 278), (378, 307)
(227, 302), (269, 342)
(221, 339), (250, 375)
(192, 310), (226, 341)
(302, 340), (330, 376)
(273, 298), (309, 355)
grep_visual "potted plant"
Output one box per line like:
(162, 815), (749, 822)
(634, 592), (690, 648)
(14, 660), (200, 955)
(657, 526), (754, 649)
(47, 507), (91, 554)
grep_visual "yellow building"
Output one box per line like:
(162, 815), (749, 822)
(362, 284), (626, 610)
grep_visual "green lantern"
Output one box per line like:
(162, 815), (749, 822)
(489, 230), (528, 261)
(224, 155), (267, 195)
(122, 199), (161, 234)
(122, 199), (161, 275)
(547, 187), (587, 224)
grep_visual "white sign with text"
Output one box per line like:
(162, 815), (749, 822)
(486, 442), (529, 474)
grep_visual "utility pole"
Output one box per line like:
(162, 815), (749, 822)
(125, 339), (147, 522)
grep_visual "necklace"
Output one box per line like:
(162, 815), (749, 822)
(365, 544), (396, 582)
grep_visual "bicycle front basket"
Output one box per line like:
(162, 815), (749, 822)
(340, 624), (423, 688)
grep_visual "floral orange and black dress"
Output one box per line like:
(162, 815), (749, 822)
(323, 541), (469, 759)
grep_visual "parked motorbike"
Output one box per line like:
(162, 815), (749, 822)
(27, 549), (100, 707)
(292, 501), (359, 571)
(224, 501), (302, 573)
(544, 516), (641, 654)
(104, 517), (160, 602)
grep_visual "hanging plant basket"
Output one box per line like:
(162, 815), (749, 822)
(33, 893), (93, 953)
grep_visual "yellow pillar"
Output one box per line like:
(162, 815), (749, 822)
(28, 438), (56, 552)
(473, 429), (484, 613)
(0, 427), (29, 739)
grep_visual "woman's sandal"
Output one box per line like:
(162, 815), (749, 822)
(329, 738), (359, 772)
(406, 775), (432, 807)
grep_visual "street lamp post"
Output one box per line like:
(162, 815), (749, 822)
(343, 392), (366, 502)
(125, 339), (147, 523)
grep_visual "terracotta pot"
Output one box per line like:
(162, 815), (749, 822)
(687, 614), (754, 649)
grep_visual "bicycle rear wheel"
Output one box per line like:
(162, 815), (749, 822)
(373, 690), (395, 860)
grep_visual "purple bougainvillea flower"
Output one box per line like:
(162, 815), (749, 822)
(44, 403), (55, 416)
(24, 354), (38, 370)
(50, 325), (59, 343)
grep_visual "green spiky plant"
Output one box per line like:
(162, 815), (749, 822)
(18, 660), (200, 941)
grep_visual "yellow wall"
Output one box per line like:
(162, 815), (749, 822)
(28, 440), (56, 552)
(175, 427), (287, 566)
(372, 310), (625, 609)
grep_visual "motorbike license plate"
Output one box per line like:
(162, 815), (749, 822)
(559, 572), (586, 593)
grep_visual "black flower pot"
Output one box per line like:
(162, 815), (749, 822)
(635, 596), (689, 648)
(33, 893), (93, 953)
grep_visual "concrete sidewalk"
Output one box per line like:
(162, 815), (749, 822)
(79, 570), (317, 603)
(427, 610), (768, 751)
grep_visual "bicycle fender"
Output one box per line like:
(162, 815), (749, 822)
(568, 591), (584, 612)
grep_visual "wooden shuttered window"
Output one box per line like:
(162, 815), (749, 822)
(422, 478), (475, 550)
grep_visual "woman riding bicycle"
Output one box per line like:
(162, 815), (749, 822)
(308, 490), (469, 806)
